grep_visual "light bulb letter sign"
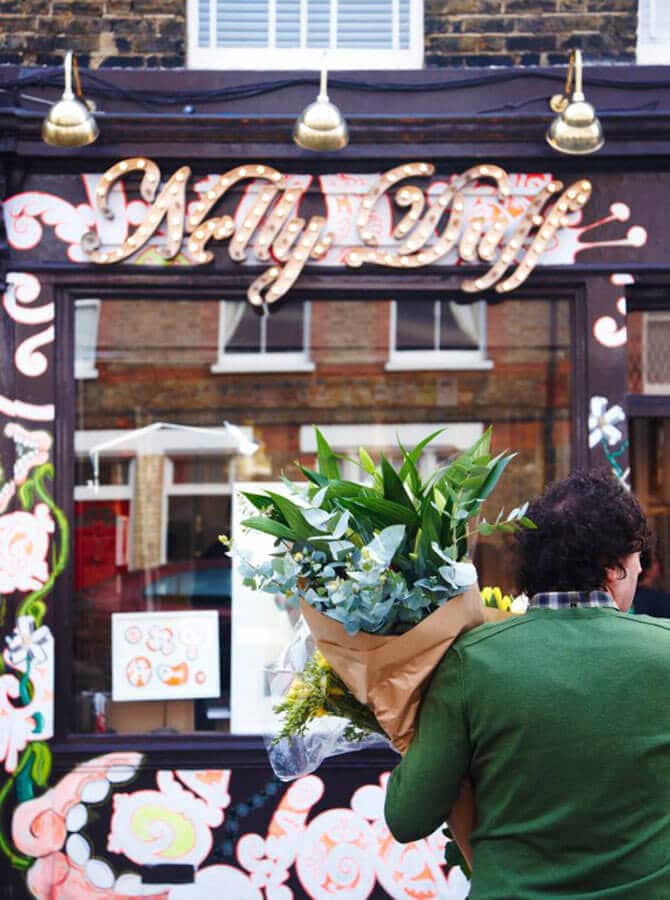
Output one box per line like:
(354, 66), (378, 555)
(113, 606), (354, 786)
(81, 158), (595, 304)
(82, 158), (190, 263)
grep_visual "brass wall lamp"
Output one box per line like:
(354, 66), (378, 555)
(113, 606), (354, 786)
(546, 49), (604, 155)
(42, 50), (99, 147)
(293, 60), (349, 151)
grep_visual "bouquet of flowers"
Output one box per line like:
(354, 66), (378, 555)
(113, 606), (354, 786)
(238, 426), (532, 752)
(235, 426), (533, 868)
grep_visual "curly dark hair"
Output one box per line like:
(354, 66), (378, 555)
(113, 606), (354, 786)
(516, 470), (650, 597)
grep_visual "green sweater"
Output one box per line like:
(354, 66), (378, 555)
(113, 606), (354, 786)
(384, 608), (670, 899)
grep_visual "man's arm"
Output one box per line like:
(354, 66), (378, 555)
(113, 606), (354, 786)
(384, 646), (471, 843)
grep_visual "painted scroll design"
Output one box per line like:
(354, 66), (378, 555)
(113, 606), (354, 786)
(12, 757), (468, 900)
(0, 273), (67, 873)
(4, 164), (648, 312)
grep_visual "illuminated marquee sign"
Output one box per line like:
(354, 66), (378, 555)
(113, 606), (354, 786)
(82, 159), (594, 307)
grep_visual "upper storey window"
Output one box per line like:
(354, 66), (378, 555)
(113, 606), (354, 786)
(187, 0), (423, 69)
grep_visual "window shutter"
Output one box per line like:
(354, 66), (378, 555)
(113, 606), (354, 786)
(216, 0), (269, 48)
(196, 0), (412, 52)
(338, 0), (395, 50)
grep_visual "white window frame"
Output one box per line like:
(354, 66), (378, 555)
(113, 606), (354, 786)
(75, 299), (101, 380)
(186, 0), (424, 70)
(211, 301), (315, 374)
(637, 0), (670, 64)
(386, 300), (494, 372)
(300, 422), (484, 482)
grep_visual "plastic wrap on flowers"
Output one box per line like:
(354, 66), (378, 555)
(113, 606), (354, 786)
(264, 618), (392, 781)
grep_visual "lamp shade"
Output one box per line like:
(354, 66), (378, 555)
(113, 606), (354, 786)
(293, 65), (348, 151)
(42, 51), (99, 148)
(546, 50), (604, 156)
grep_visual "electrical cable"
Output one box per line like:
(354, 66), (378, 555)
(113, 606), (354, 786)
(0, 65), (669, 112)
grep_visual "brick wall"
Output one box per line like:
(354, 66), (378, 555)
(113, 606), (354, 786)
(2, 0), (638, 69)
(425, 0), (638, 67)
(2, 0), (185, 68)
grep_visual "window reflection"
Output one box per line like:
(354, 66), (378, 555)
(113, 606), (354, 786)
(73, 297), (572, 735)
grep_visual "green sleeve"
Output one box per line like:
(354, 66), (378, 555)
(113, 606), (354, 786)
(384, 647), (471, 843)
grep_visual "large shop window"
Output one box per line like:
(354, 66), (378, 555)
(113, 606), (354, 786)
(187, 0), (423, 70)
(72, 296), (573, 736)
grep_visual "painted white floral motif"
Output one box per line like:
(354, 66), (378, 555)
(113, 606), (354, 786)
(108, 770), (222, 867)
(588, 396), (626, 449)
(593, 273), (631, 349)
(0, 617), (54, 769)
(175, 770), (232, 819)
(5, 423), (52, 486)
(0, 672), (44, 772)
(0, 276), (55, 421)
(14, 757), (466, 900)
(5, 616), (51, 667)
(0, 503), (54, 594)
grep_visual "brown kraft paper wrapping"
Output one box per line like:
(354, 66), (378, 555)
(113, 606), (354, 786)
(300, 586), (510, 870)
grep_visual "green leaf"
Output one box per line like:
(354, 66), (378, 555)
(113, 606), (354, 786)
(520, 516), (537, 529)
(315, 428), (340, 480)
(29, 742), (52, 788)
(241, 516), (297, 541)
(340, 496), (419, 529)
(240, 491), (274, 511)
(478, 452), (516, 501)
(380, 454), (414, 510)
(296, 465), (329, 488)
(265, 492), (320, 540)
(358, 447), (377, 476)
(399, 428), (445, 480)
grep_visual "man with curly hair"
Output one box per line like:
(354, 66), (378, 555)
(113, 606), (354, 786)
(385, 470), (670, 899)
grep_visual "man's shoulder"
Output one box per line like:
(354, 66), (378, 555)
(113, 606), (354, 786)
(454, 607), (670, 653)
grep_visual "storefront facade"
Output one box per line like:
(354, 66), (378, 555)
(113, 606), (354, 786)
(1, 65), (670, 899)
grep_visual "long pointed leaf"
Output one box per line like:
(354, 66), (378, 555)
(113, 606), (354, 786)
(265, 491), (320, 540)
(241, 516), (296, 541)
(380, 454), (414, 510)
(315, 428), (340, 480)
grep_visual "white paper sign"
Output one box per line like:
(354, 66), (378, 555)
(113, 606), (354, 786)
(111, 610), (221, 702)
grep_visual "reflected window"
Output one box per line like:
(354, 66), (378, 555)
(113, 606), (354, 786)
(638, 0), (670, 63)
(212, 301), (314, 373)
(75, 299), (100, 379)
(72, 296), (573, 737)
(388, 299), (493, 371)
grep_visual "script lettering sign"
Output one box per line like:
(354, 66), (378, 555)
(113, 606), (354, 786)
(82, 159), (592, 307)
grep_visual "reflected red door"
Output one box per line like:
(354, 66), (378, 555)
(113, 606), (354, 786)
(74, 500), (129, 592)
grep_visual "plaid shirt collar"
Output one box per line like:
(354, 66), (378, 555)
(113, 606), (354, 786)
(529, 590), (618, 610)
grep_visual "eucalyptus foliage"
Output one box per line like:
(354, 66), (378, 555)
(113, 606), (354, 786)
(240, 427), (534, 635)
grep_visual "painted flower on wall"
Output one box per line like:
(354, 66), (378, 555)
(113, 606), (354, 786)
(0, 503), (54, 594)
(588, 396), (625, 449)
(12, 752), (158, 898)
(5, 615), (51, 667)
(108, 770), (223, 868)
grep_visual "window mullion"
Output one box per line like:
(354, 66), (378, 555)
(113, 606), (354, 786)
(434, 300), (441, 352)
(330, 0), (338, 51)
(300, 0), (308, 49)
(210, 0), (217, 49)
(392, 0), (400, 51)
(260, 311), (268, 354)
(269, 0), (277, 49)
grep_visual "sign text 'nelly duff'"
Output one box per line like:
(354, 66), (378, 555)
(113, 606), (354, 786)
(82, 159), (593, 307)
